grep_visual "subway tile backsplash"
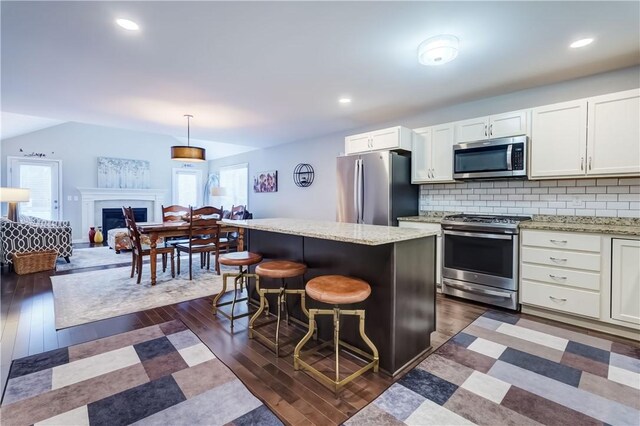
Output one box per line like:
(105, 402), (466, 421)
(419, 178), (640, 218)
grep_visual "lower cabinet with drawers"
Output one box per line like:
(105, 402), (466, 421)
(520, 229), (640, 338)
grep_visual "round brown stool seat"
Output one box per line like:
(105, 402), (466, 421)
(256, 260), (307, 279)
(305, 275), (371, 305)
(219, 251), (263, 267)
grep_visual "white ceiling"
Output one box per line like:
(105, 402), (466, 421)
(2, 1), (639, 150)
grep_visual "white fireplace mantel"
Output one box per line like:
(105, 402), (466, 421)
(77, 187), (166, 241)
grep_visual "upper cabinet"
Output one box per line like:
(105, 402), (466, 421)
(412, 123), (455, 184)
(530, 89), (640, 179)
(345, 126), (413, 155)
(530, 100), (588, 178)
(587, 90), (640, 176)
(454, 110), (529, 143)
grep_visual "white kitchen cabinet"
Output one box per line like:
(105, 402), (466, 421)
(345, 126), (412, 155)
(453, 110), (529, 143)
(411, 124), (454, 184)
(530, 100), (588, 178)
(398, 220), (442, 285)
(611, 238), (640, 325)
(530, 89), (640, 179)
(587, 89), (640, 176)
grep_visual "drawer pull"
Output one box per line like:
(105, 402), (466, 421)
(549, 296), (567, 302)
(549, 274), (567, 280)
(550, 239), (568, 244)
(549, 257), (568, 263)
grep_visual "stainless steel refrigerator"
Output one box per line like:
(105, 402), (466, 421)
(337, 151), (418, 226)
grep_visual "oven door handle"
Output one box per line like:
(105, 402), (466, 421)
(443, 279), (513, 298)
(443, 229), (513, 240)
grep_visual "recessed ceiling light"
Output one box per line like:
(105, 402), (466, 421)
(570, 38), (594, 48)
(116, 18), (140, 31)
(418, 34), (459, 66)
(339, 98), (352, 104)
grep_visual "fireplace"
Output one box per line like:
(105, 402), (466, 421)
(101, 208), (147, 244)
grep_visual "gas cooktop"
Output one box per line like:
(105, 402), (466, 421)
(441, 214), (532, 233)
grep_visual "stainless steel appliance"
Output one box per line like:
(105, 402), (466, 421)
(453, 135), (527, 180)
(441, 214), (531, 310)
(337, 151), (418, 226)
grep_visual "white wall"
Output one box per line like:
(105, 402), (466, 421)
(210, 65), (640, 220)
(1, 122), (208, 239)
(209, 134), (342, 220)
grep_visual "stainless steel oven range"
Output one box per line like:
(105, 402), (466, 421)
(441, 214), (531, 310)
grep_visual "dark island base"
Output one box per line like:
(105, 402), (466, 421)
(247, 230), (436, 376)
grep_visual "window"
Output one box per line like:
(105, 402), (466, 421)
(172, 168), (203, 207)
(219, 163), (248, 208)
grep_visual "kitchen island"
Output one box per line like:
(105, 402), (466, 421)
(221, 218), (438, 376)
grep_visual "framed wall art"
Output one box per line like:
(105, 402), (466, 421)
(253, 170), (278, 193)
(97, 157), (151, 189)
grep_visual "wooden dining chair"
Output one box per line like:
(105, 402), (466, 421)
(161, 205), (189, 222)
(221, 205), (246, 253)
(175, 206), (230, 279)
(122, 206), (175, 284)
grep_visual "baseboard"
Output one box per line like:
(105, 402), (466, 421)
(521, 305), (640, 342)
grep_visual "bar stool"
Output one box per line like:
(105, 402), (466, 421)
(212, 251), (265, 330)
(294, 275), (379, 394)
(249, 260), (310, 356)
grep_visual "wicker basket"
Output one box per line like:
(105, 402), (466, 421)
(12, 250), (58, 275)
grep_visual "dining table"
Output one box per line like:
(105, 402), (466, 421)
(137, 220), (245, 285)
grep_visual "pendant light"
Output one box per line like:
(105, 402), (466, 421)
(171, 114), (206, 162)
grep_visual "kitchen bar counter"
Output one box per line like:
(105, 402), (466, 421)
(224, 218), (437, 376)
(221, 218), (437, 245)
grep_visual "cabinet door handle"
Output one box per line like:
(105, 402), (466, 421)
(549, 296), (568, 302)
(549, 239), (567, 244)
(549, 256), (568, 263)
(580, 157), (584, 171)
(429, 169), (433, 178)
(484, 125), (488, 137)
(489, 124), (493, 136)
(588, 157), (592, 170)
(549, 274), (567, 280)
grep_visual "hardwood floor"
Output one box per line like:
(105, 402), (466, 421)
(3, 249), (635, 425)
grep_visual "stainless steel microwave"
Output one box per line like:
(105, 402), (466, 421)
(453, 135), (528, 180)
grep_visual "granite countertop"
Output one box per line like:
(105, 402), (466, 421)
(520, 215), (640, 236)
(397, 212), (453, 224)
(220, 218), (438, 246)
(398, 212), (640, 236)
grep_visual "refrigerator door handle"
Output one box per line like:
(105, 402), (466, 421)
(353, 159), (360, 222)
(358, 159), (365, 223)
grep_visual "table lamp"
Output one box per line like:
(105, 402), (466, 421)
(0, 187), (31, 222)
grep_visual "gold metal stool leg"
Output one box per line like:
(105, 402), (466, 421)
(294, 307), (379, 394)
(212, 266), (260, 329)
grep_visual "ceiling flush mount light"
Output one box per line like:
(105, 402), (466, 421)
(171, 115), (206, 162)
(418, 34), (459, 66)
(116, 18), (140, 31)
(338, 98), (352, 104)
(570, 38), (594, 48)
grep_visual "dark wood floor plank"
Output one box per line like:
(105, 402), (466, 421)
(3, 246), (639, 425)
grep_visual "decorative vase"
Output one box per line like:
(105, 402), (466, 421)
(94, 227), (104, 244)
(88, 227), (96, 244)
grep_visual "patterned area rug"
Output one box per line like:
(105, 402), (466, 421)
(56, 246), (132, 271)
(347, 311), (640, 425)
(0, 320), (282, 425)
(52, 265), (230, 329)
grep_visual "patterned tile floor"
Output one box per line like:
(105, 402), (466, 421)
(347, 311), (640, 426)
(0, 320), (282, 425)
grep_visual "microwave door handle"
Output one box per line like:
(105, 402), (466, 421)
(506, 144), (513, 171)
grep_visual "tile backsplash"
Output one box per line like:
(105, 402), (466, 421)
(419, 178), (640, 218)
